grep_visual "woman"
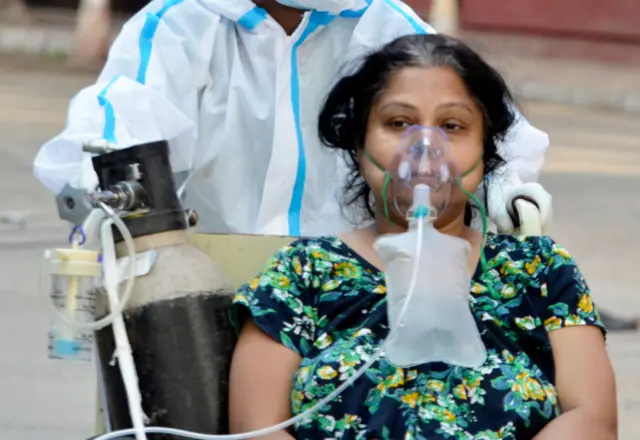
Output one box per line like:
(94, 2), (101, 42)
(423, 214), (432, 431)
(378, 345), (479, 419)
(228, 34), (617, 440)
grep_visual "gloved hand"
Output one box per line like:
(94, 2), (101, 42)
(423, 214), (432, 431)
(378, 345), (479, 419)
(486, 169), (553, 235)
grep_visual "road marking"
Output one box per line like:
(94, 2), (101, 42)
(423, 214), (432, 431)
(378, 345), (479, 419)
(0, 108), (67, 125)
(542, 143), (640, 177)
(524, 101), (639, 124)
(543, 161), (640, 178)
(550, 133), (640, 151)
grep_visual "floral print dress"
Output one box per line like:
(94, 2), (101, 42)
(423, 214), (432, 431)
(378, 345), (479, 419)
(233, 233), (605, 440)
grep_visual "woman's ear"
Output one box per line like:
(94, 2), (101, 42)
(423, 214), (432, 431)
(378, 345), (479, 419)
(464, 203), (473, 226)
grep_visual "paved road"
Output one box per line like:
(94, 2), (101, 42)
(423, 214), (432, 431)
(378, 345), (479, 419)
(0, 69), (638, 439)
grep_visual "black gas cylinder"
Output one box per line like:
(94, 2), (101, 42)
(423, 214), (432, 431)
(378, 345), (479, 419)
(92, 141), (238, 439)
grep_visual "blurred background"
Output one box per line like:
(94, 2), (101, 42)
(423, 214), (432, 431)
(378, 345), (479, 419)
(0, 0), (639, 439)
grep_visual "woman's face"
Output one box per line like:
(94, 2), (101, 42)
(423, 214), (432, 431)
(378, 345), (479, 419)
(361, 66), (485, 230)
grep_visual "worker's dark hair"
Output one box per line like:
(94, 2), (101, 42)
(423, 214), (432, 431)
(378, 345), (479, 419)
(318, 33), (516, 222)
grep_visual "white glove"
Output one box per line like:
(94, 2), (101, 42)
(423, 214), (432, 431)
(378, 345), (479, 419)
(486, 170), (553, 234)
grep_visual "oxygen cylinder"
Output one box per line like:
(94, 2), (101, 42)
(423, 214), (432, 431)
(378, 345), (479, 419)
(91, 141), (238, 437)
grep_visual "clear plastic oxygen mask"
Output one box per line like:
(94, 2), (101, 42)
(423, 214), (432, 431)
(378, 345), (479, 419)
(372, 126), (487, 369)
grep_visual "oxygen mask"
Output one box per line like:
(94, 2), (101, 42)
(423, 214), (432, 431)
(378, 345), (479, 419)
(385, 126), (456, 221)
(371, 126), (488, 369)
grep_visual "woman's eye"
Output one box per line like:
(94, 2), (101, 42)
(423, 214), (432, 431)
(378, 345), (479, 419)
(442, 121), (463, 132)
(390, 119), (411, 129)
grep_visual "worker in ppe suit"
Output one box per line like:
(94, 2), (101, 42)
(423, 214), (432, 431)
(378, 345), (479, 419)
(33, 0), (553, 238)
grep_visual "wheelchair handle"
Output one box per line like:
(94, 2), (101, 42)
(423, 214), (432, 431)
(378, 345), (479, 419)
(512, 196), (543, 236)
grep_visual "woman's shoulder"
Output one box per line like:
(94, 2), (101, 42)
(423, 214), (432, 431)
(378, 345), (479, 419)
(486, 233), (575, 267)
(269, 236), (353, 265)
(233, 235), (382, 355)
(247, 235), (377, 285)
(275, 235), (376, 265)
(281, 236), (345, 254)
(487, 232), (554, 251)
(483, 234), (604, 337)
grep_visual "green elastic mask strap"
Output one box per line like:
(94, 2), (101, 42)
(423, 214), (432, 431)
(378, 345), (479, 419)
(461, 155), (483, 178)
(364, 148), (485, 226)
(460, 155), (486, 260)
(457, 155), (486, 261)
(456, 154), (499, 297)
(363, 148), (392, 224)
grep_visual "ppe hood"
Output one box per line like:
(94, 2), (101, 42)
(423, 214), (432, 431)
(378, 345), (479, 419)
(199, 0), (370, 20)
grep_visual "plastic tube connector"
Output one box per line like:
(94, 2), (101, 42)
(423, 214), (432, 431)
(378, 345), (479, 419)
(411, 184), (431, 219)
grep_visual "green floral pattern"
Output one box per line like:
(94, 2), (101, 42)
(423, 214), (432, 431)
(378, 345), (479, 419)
(233, 234), (605, 439)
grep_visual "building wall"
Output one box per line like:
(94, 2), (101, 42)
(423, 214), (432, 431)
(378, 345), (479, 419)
(26, 0), (145, 12)
(28, 0), (434, 15)
(460, 0), (640, 43)
(24, 0), (640, 46)
(404, 0), (432, 16)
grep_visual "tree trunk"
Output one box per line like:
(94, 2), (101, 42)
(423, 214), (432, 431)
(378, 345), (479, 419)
(69, 0), (112, 69)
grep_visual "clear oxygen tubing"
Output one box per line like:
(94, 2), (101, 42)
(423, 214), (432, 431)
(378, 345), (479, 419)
(47, 203), (138, 331)
(91, 185), (430, 440)
(101, 217), (148, 440)
(393, 184), (429, 340)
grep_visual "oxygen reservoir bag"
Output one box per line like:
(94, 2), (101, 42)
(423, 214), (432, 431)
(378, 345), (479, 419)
(372, 126), (487, 368)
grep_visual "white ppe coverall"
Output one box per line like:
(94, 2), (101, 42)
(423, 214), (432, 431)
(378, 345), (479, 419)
(33, 0), (551, 236)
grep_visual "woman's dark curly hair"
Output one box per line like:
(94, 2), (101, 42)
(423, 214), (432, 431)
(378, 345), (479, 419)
(318, 33), (516, 224)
